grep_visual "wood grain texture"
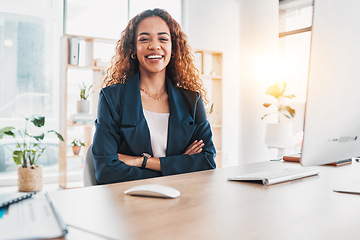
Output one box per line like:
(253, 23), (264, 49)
(51, 161), (360, 240)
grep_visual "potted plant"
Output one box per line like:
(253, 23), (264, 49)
(261, 82), (295, 155)
(77, 82), (93, 113)
(0, 115), (63, 192)
(71, 139), (85, 155)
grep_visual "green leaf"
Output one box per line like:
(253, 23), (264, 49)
(32, 133), (45, 141)
(80, 83), (93, 100)
(265, 82), (287, 99)
(48, 130), (64, 141)
(0, 127), (15, 139)
(31, 116), (45, 127)
(13, 151), (23, 165)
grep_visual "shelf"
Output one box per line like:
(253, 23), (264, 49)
(67, 64), (93, 69)
(193, 49), (223, 167)
(67, 154), (85, 159)
(59, 34), (116, 189)
(67, 64), (108, 72)
(66, 121), (94, 127)
(200, 74), (223, 80)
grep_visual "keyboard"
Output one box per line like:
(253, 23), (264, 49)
(228, 167), (320, 185)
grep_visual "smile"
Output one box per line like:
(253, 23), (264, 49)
(146, 55), (163, 59)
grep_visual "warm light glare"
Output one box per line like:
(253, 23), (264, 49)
(251, 53), (279, 86)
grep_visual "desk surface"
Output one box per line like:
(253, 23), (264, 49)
(52, 161), (360, 240)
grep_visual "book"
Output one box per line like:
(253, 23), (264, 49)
(69, 37), (79, 65)
(282, 153), (352, 166)
(70, 113), (95, 124)
(0, 191), (36, 208)
(0, 192), (68, 239)
(282, 153), (301, 162)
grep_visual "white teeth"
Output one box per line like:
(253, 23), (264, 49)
(147, 55), (163, 59)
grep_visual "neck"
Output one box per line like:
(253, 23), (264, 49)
(139, 71), (167, 94)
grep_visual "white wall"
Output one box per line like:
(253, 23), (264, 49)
(183, 0), (279, 166)
(238, 0), (279, 163)
(183, 0), (241, 167)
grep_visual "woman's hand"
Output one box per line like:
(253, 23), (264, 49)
(183, 140), (205, 155)
(118, 154), (142, 167)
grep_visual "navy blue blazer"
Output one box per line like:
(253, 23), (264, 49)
(92, 73), (216, 184)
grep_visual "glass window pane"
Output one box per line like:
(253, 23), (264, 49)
(0, 12), (58, 118)
(66, 0), (128, 39)
(279, 31), (312, 102)
(129, 0), (182, 25)
(0, 0), (62, 181)
(279, 4), (313, 33)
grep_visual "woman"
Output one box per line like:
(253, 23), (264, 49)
(92, 8), (216, 184)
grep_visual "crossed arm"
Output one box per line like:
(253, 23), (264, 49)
(118, 140), (205, 171)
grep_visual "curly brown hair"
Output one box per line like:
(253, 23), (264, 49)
(103, 8), (208, 105)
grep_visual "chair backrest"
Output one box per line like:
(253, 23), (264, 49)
(83, 144), (97, 187)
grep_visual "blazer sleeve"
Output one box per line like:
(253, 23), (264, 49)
(92, 87), (161, 184)
(159, 95), (216, 176)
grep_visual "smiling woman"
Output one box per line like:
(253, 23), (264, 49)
(92, 8), (216, 184)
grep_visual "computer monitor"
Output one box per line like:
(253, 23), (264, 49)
(300, 0), (360, 166)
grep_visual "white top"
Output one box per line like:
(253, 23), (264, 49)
(143, 109), (170, 158)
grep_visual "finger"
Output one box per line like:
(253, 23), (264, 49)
(189, 140), (204, 150)
(183, 140), (198, 154)
(195, 143), (205, 152)
(183, 140), (205, 155)
(192, 141), (204, 151)
(187, 142), (205, 155)
(193, 143), (205, 154)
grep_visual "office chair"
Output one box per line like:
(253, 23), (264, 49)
(83, 144), (97, 187)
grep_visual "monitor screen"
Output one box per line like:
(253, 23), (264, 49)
(300, 0), (360, 166)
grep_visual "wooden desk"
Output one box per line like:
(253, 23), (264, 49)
(51, 161), (360, 240)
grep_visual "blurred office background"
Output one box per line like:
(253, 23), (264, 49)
(0, 0), (312, 185)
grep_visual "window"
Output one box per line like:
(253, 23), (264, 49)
(278, 0), (314, 138)
(65, 0), (128, 39)
(66, 0), (183, 39)
(0, 0), (63, 185)
(279, 0), (313, 102)
(129, 0), (182, 25)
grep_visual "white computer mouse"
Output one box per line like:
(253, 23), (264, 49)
(124, 184), (180, 198)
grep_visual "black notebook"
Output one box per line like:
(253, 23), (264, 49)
(0, 191), (36, 208)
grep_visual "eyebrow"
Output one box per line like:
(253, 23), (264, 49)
(138, 32), (170, 36)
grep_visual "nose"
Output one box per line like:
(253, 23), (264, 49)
(148, 42), (161, 50)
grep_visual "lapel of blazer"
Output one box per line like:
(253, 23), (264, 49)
(120, 73), (197, 157)
(166, 76), (197, 156)
(120, 73), (153, 156)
